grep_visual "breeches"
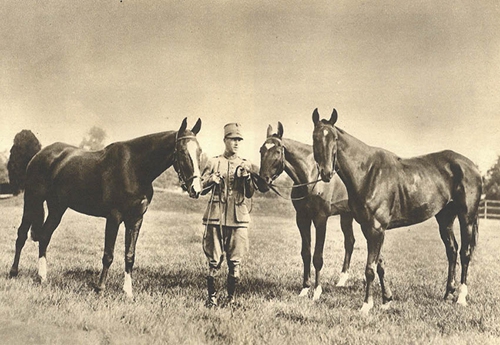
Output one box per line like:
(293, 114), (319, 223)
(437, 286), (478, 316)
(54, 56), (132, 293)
(203, 225), (248, 278)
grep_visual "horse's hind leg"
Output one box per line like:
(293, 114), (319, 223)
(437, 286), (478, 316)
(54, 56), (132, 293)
(296, 214), (312, 297)
(37, 203), (66, 282)
(9, 193), (44, 278)
(377, 254), (393, 309)
(312, 217), (327, 300)
(452, 163), (481, 306)
(456, 212), (479, 306)
(435, 204), (459, 301)
(337, 212), (355, 287)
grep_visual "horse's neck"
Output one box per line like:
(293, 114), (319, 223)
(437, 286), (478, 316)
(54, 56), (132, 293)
(336, 128), (375, 195)
(282, 138), (316, 185)
(128, 131), (177, 183)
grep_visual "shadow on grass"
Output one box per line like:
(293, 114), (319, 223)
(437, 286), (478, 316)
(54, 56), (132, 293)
(7, 264), (364, 306)
(11, 264), (301, 302)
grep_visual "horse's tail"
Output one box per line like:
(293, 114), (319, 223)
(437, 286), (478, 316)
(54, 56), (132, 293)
(26, 193), (45, 242)
(7, 130), (41, 195)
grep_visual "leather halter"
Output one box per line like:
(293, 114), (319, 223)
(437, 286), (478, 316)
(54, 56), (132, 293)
(173, 134), (199, 191)
(262, 137), (322, 201)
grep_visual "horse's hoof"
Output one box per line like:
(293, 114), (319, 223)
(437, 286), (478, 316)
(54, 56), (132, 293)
(336, 272), (349, 287)
(312, 286), (322, 301)
(123, 289), (134, 299)
(380, 300), (392, 311)
(456, 299), (467, 306)
(456, 284), (468, 306)
(299, 287), (310, 297)
(9, 269), (18, 278)
(360, 301), (373, 315)
(93, 283), (105, 294)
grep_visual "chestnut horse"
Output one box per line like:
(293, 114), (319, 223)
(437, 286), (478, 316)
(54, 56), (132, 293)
(9, 118), (203, 298)
(312, 108), (481, 313)
(259, 122), (355, 300)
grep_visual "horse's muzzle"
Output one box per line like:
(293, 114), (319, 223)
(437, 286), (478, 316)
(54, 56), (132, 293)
(188, 177), (202, 199)
(320, 169), (333, 183)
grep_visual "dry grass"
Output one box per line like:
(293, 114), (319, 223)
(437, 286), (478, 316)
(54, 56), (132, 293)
(0, 191), (499, 344)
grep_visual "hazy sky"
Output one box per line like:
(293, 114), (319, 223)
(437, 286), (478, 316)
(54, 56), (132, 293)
(1, 1), (499, 173)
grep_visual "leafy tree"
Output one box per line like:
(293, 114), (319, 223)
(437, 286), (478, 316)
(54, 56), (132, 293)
(80, 126), (107, 151)
(483, 156), (500, 200)
(0, 151), (9, 184)
(7, 130), (42, 195)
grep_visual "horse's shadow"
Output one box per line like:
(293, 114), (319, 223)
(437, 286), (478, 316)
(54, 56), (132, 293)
(43, 266), (294, 300)
(15, 266), (364, 306)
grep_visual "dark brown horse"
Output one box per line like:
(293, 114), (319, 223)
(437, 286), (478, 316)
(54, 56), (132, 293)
(311, 108), (482, 313)
(9, 118), (203, 298)
(259, 122), (355, 300)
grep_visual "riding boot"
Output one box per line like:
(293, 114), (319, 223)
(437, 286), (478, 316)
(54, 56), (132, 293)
(206, 276), (217, 307)
(227, 275), (238, 304)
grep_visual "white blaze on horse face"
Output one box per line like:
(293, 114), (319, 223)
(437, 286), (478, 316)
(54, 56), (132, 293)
(123, 272), (133, 298)
(38, 257), (47, 282)
(264, 143), (275, 151)
(323, 129), (329, 138)
(186, 140), (202, 193)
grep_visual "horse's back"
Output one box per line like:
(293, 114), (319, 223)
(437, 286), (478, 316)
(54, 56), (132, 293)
(402, 150), (481, 188)
(26, 143), (106, 209)
(25, 143), (78, 185)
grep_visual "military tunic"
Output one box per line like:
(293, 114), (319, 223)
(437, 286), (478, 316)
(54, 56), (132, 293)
(201, 154), (254, 278)
(202, 154), (253, 227)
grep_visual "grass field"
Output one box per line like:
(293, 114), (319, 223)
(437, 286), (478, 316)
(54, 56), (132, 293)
(1, 191), (499, 345)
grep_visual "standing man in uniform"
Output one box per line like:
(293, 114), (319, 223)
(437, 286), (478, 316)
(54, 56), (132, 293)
(201, 123), (255, 307)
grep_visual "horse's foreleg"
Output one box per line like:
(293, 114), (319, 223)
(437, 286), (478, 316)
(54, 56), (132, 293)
(123, 217), (143, 299)
(337, 213), (355, 287)
(436, 209), (458, 301)
(97, 214), (121, 293)
(297, 215), (312, 297)
(360, 223), (385, 315)
(312, 217), (327, 301)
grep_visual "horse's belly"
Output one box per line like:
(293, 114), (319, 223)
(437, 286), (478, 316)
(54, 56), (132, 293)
(69, 202), (106, 217)
(387, 200), (444, 229)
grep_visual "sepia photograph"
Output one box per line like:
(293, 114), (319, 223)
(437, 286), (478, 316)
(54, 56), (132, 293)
(1, 1), (499, 344)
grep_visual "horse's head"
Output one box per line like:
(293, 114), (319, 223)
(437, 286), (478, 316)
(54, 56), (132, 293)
(258, 122), (286, 190)
(174, 117), (203, 198)
(312, 108), (338, 183)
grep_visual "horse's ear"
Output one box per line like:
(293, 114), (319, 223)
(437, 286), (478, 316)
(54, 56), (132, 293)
(312, 108), (320, 125)
(179, 117), (188, 134)
(191, 118), (202, 135)
(329, 109), (338, 125)
(277, 122), (284, 139)
(266, 125), (273, 138)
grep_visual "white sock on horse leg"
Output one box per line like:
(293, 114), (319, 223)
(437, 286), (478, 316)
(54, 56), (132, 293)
(123, 272), (133, 298)
(38, 257), (47, 282)
(336, 272), (349, 287)
(456, 284), (468, 306)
